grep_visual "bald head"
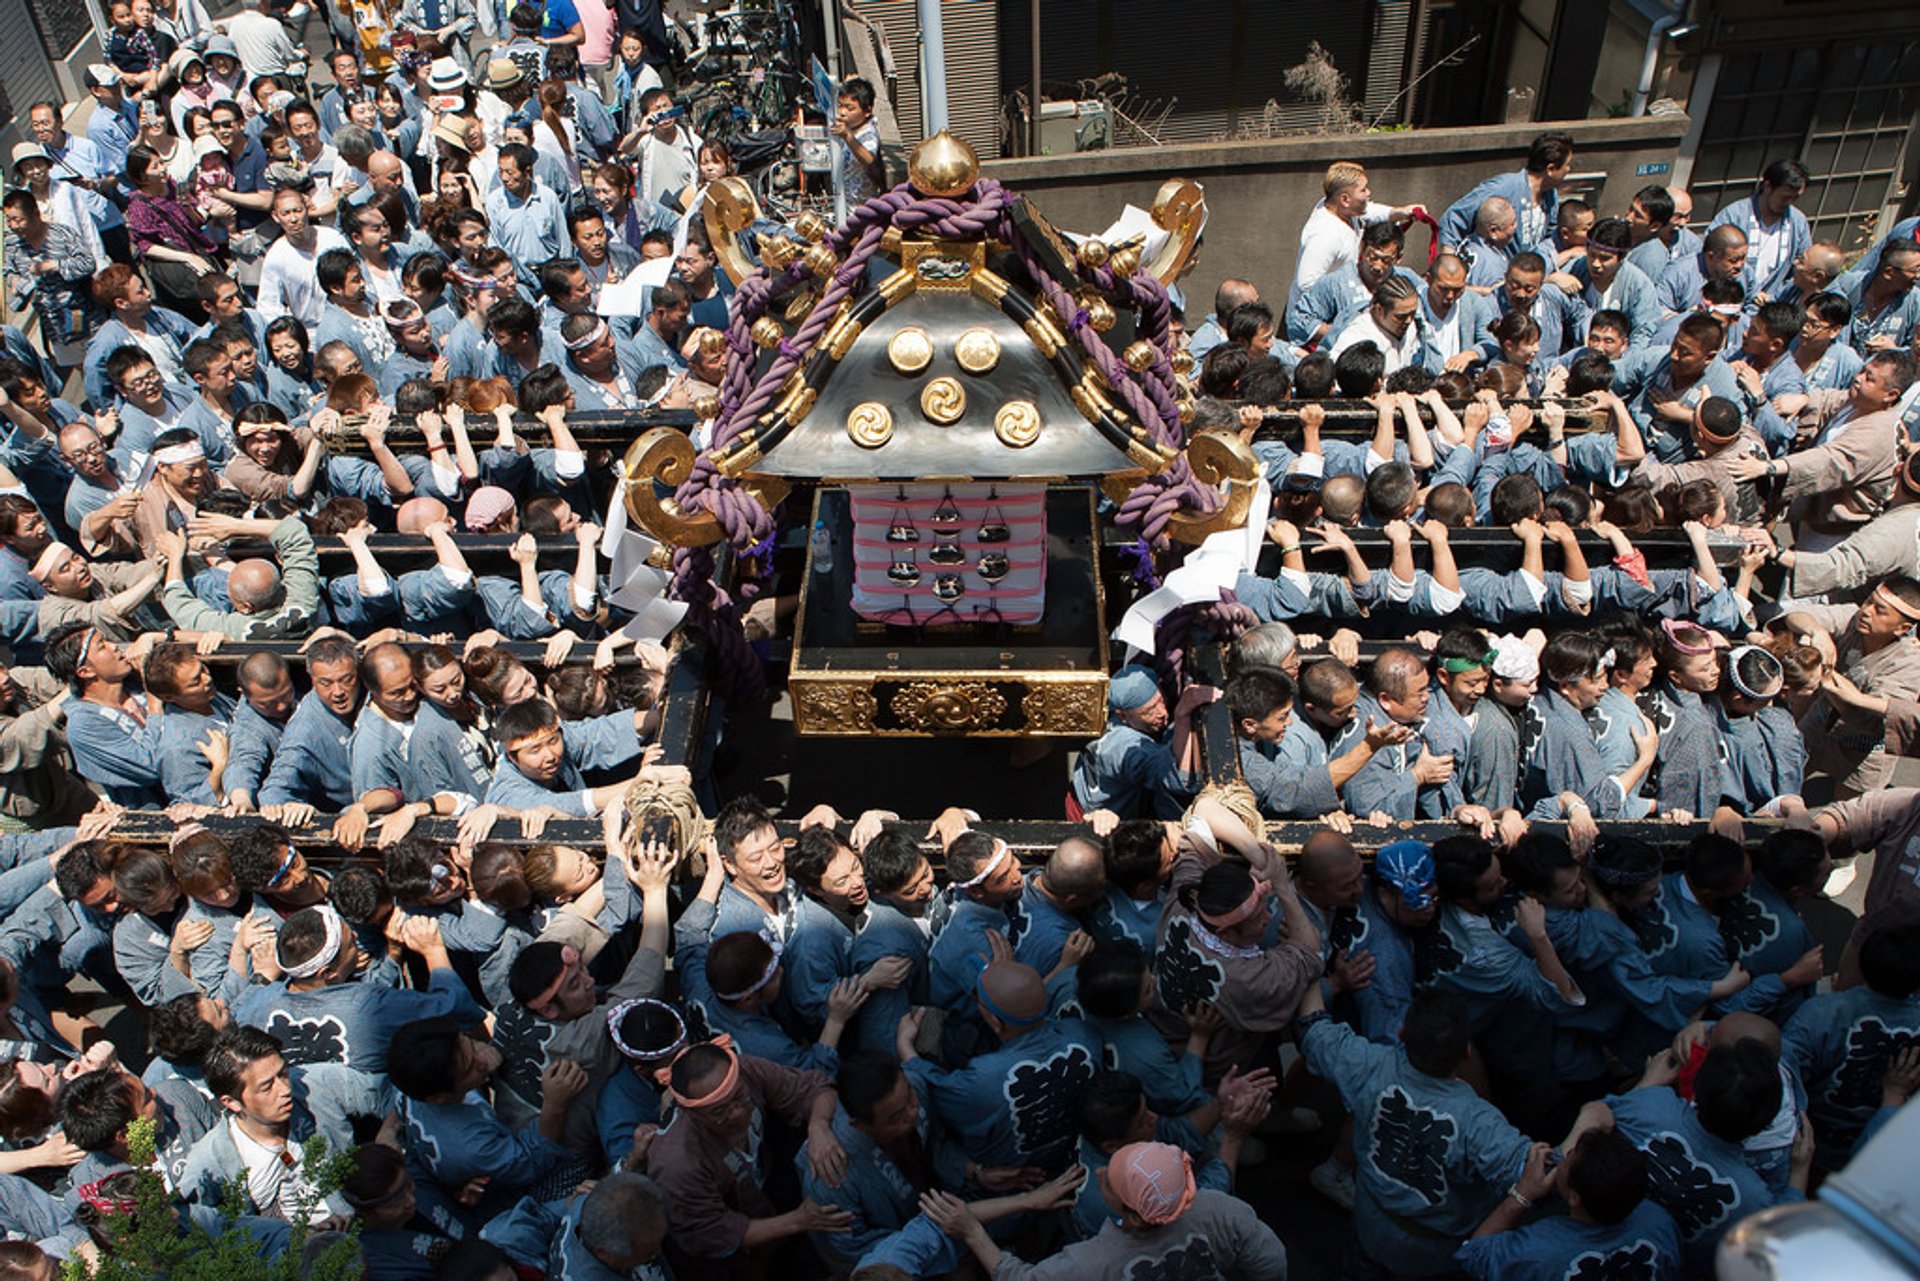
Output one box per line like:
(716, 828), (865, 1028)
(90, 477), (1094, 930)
(1214, 279), (1259, 324)
(1370, 647), (1428, 703)
(1429, 253), (1467, 286)
(1474, 197), (1515, 239)
(1300, 830), (1359, 884)
(362, 642), (411, 685)
(977, 960), (1047, 1035)
(238, 650), (289, 693)
(1043, 836), (1108, 906)
(1669, 188), (1693, 222)
(395, 496), (449, 534)
(1709, 1012), (1781, 1056)
(227, 558), (283, 614)
(1801, 241), (1844, 280)
(1322, 475), (1365, 524)
(368, 151), (404, 184)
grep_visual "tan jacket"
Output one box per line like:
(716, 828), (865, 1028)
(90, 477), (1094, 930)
(1783, 389), (1898, 529)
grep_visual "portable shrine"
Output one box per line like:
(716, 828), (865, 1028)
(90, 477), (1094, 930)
(622, 132), (1258, 737)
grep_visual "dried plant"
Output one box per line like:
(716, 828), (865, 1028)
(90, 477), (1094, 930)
(1283, 42), (1362, 133)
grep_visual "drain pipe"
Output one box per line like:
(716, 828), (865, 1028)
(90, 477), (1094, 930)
(1631, 3), (1685, 116)
(918, 0), (949, 135)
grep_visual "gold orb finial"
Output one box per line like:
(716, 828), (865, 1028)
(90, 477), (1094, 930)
(1077, 239), (1110, 269)
(1124, 341), (1157, 372)
(908, 131), (980, 199)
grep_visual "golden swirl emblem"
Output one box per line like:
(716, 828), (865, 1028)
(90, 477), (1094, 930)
(994, 401), (1041, 448)
(953, 328), (1001, 374)
(846, 402), (893, 449)
(920, 376), (966, 425)
(887, 327), (933, 376)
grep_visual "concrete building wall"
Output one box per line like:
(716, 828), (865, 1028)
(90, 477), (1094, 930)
(982, 114), (1691, 315)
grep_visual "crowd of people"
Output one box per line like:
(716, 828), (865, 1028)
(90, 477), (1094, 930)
(0, 0), (1916, 1274)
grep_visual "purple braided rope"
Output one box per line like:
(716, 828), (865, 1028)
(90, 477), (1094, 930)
(1153, 591), (1258, 692)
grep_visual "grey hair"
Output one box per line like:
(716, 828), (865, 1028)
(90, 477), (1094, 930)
(1232, 622), (1297, 674)
(577, 1173), (671, 1258)
(331, 124), (378, 165)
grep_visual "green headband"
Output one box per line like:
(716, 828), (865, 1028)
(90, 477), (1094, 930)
(1441, 651), (1497, 674)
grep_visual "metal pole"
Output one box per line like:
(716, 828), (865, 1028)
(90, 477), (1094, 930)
(1029, 0), (1042, 155)
(822, 0), (848, 222)
(918, 0), (949, 135)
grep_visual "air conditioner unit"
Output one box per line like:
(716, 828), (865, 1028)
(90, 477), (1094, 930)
(1037, 99), (1112, 155)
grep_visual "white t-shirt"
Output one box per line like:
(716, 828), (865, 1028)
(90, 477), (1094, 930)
(229, 1120), (327, 1224)
(1328, 309), (1421, 374)
(1291, 199), (1393, 306)
(257, 226), (351, 328)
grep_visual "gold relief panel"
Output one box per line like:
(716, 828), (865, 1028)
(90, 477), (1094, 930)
(890, 682), (1010, 732)
(791, 681), (880, 734)
(1021, 681), (1108, 735)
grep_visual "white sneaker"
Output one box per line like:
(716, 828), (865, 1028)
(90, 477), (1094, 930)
(1309, 1158), (1356, 1211)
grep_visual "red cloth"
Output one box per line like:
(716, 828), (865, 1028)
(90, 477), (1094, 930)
(1406, 206), (1443, 267)
(1674, 1042), (1710, 1100)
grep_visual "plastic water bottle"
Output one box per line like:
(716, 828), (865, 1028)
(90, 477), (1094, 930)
(811, 519), (834, 574)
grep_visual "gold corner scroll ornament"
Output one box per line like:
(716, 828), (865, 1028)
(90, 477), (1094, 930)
(994, 401), (1041, 449)
(620, 428), (790, 548)
(791, 680), (881, 734)
(1164, 428), (1261, 544)
(847, 402), (894, 449)
(1147, 178), (1205, 286)
(1021, 680), (1108, 735)
(891, 681), (1009, 732)
(700, 176), (764, 288)
(920, 377), (966, 425)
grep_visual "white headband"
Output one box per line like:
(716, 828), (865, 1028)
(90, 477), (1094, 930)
(153, 440), (206, 466)
(29, 543), (74, 581)
(281, 905), (344, 980)
(563, 318), (609, 351)
(951, 835), (1011, 890)
(712, 932), (783, 1001)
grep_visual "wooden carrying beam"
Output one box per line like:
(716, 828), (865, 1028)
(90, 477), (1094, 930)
(1236, 398), (1610, 438)
(99, 811), (1753, 861)
(317, 408), (697, 453)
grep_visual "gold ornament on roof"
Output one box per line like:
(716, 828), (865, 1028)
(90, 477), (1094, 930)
(804, 243), (839, 278)
(760, 236), (798, 269)
(847, 402), (894, 448)
(888, 328), (934, 375)
(751, 316), (784, 348)
(1076, 239), (1110, 268)
(907, 131), (980, 199)
(920, 376), (966, 425)
(693, 395), (721, 421)
(953, 328), (1001, 374)
(697, 328), (729, 358)
(1124, 341), (1158, 372)
(793, 212), (831, 243)
(994, 401), (1041, 448)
